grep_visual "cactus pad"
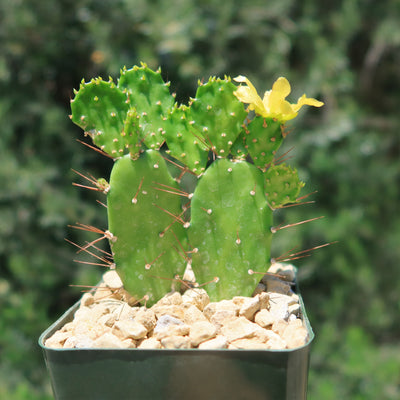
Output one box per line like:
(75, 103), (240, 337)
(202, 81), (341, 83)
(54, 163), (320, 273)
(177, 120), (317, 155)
(188, 158), (273, 300)
(107, 151), (187, 304)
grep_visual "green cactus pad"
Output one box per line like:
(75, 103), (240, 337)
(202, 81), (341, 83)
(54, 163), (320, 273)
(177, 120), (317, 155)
(164, 104), (209, 174)
(107, 151), (188, 304)
(189, 78), (247, 157)
(265, 164), (305, 208)
(241, 117), (284, 170)
(70, 78), (129, 157)
(189, 158), (273, 301)
(118, 65), (175, 150)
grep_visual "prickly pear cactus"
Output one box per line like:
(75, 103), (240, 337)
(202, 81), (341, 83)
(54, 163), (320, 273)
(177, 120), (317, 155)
(71, 64), (188, 304)
(70, 63), (323, 304)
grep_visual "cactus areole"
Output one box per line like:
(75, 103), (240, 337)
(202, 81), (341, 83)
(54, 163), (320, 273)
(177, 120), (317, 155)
(70, 63), (323, 305)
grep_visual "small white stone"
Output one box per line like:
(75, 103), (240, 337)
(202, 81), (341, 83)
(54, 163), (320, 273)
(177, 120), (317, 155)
(271, 319), (289, 336)
(112, 320), (148, 340)
(229, 338), (270, 350)
(189, 321), (217, 347)
(98, 313), (116, 328)
(269, 299), (290, 321)
(161, 335), (192, 349)
(64, 334), (94, 349)
(204, 300), (239, 320)
(181, 288), (209, 311)
(198, 335), (229, 349)
(209, 310), (237, 330)
(93, 332), (125, 348)
(74, 307), (93, 322)
(254, 309), (275, 328)
(288, 303), (301, 316)
(154, 314), (184, 332)
(183, 305), (208, 325)
(259, 292), (270, 309)
(80, 293), (95, 307)
(220, 317), (260, 342)
(138, 337), (162, 349)
(151, 304), (185, 320)
(134, 308), (157, 332)
(154, 291), (183, 306)
(264, 331), (287, 349)
(121, 338), (137, 348)
(238, 296), (261, 321)
(282, 320), (309, 349)
(153, 324), (190, 340)
(93, 283), (114, 302)
(44, 330), (71, 348)
(102, 270), (124, 289)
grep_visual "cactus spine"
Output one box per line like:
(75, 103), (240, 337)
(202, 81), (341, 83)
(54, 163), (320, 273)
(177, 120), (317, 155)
(70, 63), (323, 304)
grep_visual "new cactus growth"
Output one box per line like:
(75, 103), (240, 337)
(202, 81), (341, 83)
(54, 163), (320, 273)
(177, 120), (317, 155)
(70, 63), (323, 305)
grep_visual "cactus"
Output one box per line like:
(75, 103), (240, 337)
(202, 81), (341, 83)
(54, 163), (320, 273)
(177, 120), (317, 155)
(70, 63), (323, 304)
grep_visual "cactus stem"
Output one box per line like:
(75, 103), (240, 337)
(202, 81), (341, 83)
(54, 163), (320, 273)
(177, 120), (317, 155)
(271, 216), (324, 233)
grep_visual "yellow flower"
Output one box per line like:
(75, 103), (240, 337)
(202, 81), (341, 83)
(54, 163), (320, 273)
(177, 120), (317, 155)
(233, 75), (324, 122)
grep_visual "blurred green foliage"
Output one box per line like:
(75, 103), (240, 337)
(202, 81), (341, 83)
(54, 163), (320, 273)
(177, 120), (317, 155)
(0, 0), (399, 398)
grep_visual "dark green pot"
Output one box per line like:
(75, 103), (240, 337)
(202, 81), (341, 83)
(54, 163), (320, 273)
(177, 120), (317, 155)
(39, 294), (314, 400)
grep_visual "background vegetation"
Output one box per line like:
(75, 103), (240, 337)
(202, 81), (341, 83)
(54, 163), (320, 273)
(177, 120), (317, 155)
(1, 0), (399, 398)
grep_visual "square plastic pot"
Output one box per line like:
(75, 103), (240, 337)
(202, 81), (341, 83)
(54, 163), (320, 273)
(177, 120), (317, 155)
(39, 293), (314, 400)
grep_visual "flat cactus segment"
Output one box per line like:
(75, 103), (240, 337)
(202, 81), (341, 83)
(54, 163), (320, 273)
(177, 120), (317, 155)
(107, 151), (187, 305)
(70, 79), (129, 157)
(242, 117), (284, 170)
(265, 164), (305, 208)
(164, 105), (209, 174)
(188, 159), (273, 301)
(118, 65), (175, 150)
(189, 78), (247, 157)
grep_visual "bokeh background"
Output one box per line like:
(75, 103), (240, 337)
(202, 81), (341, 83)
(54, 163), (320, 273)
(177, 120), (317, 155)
(1, 0), (399, 398)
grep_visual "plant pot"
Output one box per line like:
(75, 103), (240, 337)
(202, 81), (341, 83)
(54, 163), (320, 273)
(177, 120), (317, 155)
(39, 291), (314, 400)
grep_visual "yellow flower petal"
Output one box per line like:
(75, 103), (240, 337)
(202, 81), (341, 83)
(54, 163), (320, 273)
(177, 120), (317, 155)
(292, 94), (324, 113)
(233, 76), (265, 116)
(233, 75), (323, 122)
(271, 77), (291, 98)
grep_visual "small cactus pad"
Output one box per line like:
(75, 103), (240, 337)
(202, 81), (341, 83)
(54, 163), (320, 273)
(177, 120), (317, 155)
(188, 158), (273, 301)
(107, 151), (188, 304)
(188, 77), (247, 157)
(71, 78), (130, 157)
(265, 164), (305, 208)
(241, 117), (284, 170)
(118, 65), (175, 150)
(164, 104), (209, 174)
